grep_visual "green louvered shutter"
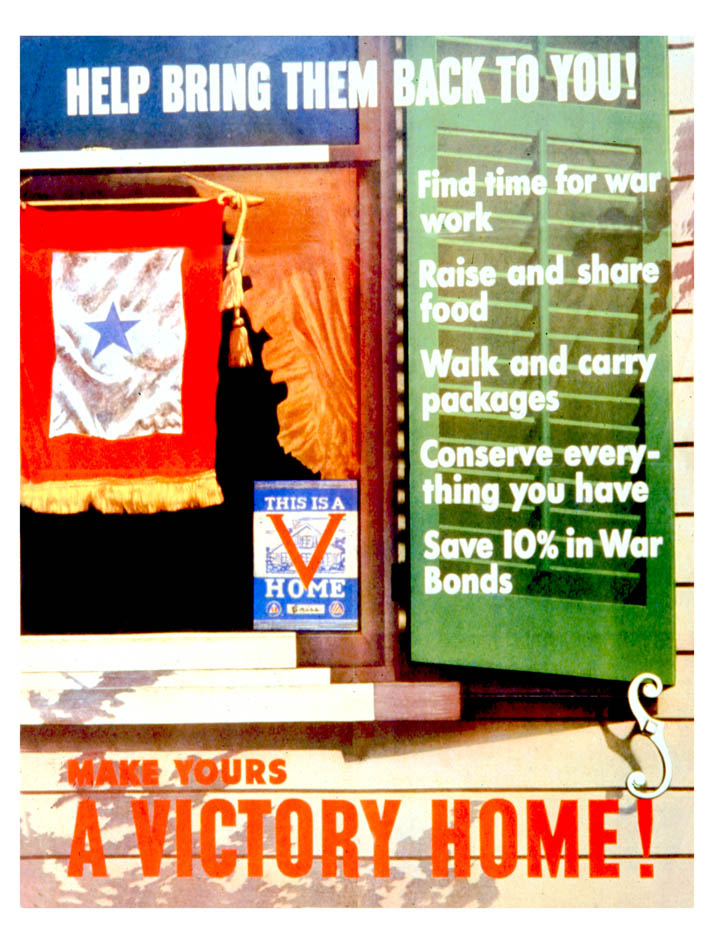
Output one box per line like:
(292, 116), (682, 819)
(406, 37), (675, 683)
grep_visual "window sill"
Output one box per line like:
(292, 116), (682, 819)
(20, 633), (461, 724)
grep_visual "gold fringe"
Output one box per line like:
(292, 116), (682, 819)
(21, 471), (224, 515)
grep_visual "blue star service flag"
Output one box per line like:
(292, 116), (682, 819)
(49, 249), (187, 441)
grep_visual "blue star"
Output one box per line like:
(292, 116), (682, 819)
(86, 302), (139, 357)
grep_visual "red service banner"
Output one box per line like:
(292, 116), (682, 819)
(20, 200), (226, 514)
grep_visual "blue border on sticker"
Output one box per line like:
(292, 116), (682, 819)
(253, 480), (359, 631)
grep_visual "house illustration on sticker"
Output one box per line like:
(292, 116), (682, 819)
(266, 519), (346, 575)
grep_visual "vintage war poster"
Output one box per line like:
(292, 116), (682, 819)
(16, 17), (698, 921)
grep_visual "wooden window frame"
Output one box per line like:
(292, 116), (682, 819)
(297, 37), (399, 671)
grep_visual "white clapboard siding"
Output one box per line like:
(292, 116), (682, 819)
(672, 246), (694, 312)
(672, 317), (693, 378)
(675, 515), (694, 585)
(670, 115), (693, 178)
(657, 655), (692, 717)
(668, 45), (694, 110)
(672, 246), (693, 311)
(672, 382), (693, 442)
(19, 720), (694, 791)
(671, 180), (693, 244)
(670, 41), (695, 779)
(676, 587), (693, 651)
(674, 447), (694, 514)
(19, 857), (693, 908)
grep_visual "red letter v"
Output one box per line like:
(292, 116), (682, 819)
(267, 513), (345, 589)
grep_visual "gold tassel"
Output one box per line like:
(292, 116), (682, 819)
(228, 308), (253, 368)
(220, 192), (253, 368)
(220, 263), (244, 311)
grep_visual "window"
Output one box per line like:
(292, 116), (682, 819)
(20, 38), (400, 677)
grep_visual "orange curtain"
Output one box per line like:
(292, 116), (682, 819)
(227, 167), (360, 480)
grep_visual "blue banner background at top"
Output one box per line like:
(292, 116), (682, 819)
(20, 36), (360, 152)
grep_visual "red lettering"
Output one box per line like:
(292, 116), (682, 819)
(131, 799), (170, 877)
(142, 759), (159, 786)
(527, 800), (579, 877)
(119, 760), (141, 786)
(94, 759), (118, 787)
(268, 512), (345, 588)
(589, 799), (619, 877)
(238, 799), (271, 877)
(175, 798), (194, 877)
(66, 758), (94, 786)
(67, 799), (107, 877)
(275, 799), (313, 877)
(246, 758), (266, 784)
(194, 759), (218, 786)
(322, 799), (359, 877)
(220, 757), (242, 785)
(360, 799), (400, 878)
(269, 758), (287, 785)
(431, 799), (470, 878)
(479, 799), (517, 878)
(200, 799), (237, 878)
(173, 758), (194, 785)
